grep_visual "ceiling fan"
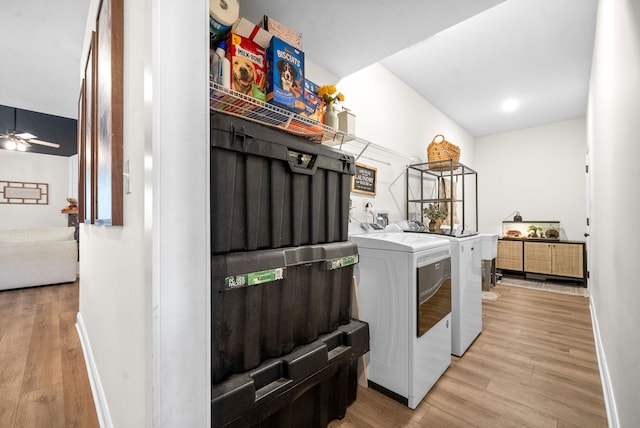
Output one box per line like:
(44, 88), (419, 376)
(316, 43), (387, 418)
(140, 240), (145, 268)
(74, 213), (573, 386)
(0, 108), (60, 151)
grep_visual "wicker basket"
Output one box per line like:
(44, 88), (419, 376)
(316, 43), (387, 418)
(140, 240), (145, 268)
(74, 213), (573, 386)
(427, 134), (460, 170)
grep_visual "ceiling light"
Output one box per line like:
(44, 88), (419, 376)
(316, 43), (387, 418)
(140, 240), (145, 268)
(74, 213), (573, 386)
(16, 142), (27, 151)
(501, 99), (519, 112)
(5, 139), (17, 150)
(16, 132), (36, 140)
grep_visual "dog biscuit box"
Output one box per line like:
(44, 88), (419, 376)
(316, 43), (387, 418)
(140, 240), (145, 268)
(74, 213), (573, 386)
(300, 79), (324, 123)
(266, 36), (305, 113)
(226, 33), (267, 102)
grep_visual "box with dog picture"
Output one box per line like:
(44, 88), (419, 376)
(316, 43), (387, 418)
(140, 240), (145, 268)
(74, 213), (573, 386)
(226, 33), (267, 102)
(300, 79), (324, 123)
(266, 36), (305, 113)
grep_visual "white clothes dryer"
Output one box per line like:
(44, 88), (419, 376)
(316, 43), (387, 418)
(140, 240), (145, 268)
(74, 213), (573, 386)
(350, 231), (452, 409)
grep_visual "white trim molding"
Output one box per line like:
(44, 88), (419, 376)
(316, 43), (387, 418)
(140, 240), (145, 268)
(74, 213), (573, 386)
(76, 312), (113, 428)
(590, 300), (619, 428)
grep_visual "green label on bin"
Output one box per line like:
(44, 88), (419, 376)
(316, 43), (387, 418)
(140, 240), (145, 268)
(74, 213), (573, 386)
(327, 255), (359, 271)
(225, 268), (284, 290)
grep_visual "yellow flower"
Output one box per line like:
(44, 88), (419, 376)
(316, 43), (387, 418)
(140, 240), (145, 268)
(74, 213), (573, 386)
(317, 84), (345, 105)
(317, 85), (336, 97)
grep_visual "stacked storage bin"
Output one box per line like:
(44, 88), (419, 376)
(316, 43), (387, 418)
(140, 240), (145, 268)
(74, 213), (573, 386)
(210, 110), (370, 427)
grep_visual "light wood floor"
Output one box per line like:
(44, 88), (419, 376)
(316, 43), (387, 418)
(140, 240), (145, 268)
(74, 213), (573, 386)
(0, 281), (99, 428)
(0, 282), (606, 427)
(330, 284), (608, 427)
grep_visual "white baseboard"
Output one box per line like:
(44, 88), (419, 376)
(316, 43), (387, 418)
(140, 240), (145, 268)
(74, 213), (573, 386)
(76, 312), (113, 428)
(590, 300), (619, 428)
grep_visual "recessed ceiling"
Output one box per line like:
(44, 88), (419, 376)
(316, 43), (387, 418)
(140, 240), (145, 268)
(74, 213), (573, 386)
(0, 0), (89, 120)
(0, 0), (598, 157)
(0, 0), (89, 156)
(379, 0), (598, 137)
(241, 0), (598, 137)
(239, 0), (508, 78)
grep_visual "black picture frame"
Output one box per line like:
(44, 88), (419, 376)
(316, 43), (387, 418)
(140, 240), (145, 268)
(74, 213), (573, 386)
(351, 163), (377, 196)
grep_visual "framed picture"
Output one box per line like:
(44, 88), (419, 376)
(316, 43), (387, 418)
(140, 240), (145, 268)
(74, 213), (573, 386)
(78, 77), (87, 223)
(351, 162), (377, 196)
(94, 0), (124, 226)
(80, 32), (96, 225)
(0, 181), (49, 204)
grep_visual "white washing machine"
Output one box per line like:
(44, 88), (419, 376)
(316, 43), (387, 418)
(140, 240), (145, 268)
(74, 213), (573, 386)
(350, 229), (452, 409)
(420, 233), (482, 357)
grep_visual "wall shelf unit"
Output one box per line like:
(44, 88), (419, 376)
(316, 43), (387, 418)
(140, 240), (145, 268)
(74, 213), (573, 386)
(405, 160), (478, 236)
(209, 83), (415, 166)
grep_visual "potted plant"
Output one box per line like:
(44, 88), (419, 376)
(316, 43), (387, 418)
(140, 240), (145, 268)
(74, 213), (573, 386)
(527, 225), (543, 238)
(422, 203), (448, 232)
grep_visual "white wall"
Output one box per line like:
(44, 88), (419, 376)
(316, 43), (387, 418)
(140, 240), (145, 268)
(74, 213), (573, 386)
(475, 118), (587, 240)
(77, 0), (210, 427)
(149, 0), (211, 425)
(587, 0), (640, 426)
(76, 0), (149, 426)
(336, 63), (476, 226)
(305, 58), (339, 89)
(0, 150), (72, 229)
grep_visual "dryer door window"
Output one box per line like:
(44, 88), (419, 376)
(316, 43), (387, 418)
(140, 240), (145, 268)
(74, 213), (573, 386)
(417, 258), (452, 337)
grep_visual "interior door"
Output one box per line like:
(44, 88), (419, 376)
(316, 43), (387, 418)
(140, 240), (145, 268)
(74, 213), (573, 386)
(585, 132), (592, 287)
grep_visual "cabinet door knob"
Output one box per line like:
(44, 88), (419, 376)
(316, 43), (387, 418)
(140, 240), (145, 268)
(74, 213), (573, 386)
(584, 233), (590, 237)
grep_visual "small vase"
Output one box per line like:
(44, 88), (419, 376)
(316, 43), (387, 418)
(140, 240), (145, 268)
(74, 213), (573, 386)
(428, 220), (436, 232)
(324, 104), (339, 130)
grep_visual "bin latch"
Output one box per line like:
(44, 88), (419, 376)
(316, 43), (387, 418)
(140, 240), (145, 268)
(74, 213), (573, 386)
(340, 154), (355, 174)
(287, 150), (318, 175)
(231, 125), (254, 152)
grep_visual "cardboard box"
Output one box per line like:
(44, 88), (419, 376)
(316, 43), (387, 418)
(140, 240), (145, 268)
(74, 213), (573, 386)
(260, 16), (302, 49)
(304, 79), (320, 94)
(231, 17), (272, 48)
(300, 79), (324, 123)
(226, 33), (267, 102)
(266, 37), (305, 113)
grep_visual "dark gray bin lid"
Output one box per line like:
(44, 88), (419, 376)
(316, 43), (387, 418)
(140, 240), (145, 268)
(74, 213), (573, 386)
(210, 111), (355, 176)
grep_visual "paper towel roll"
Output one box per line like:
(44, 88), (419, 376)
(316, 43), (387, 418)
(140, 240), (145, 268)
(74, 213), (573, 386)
(210, 0), (239, 41)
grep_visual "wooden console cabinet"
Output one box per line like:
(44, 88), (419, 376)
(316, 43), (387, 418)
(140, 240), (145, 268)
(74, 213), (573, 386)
(497, 239), (586, 285)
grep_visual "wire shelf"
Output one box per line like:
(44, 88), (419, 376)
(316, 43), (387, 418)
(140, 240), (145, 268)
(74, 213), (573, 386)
(209, 83), (417, 165)
(209, 82), (350, 144)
